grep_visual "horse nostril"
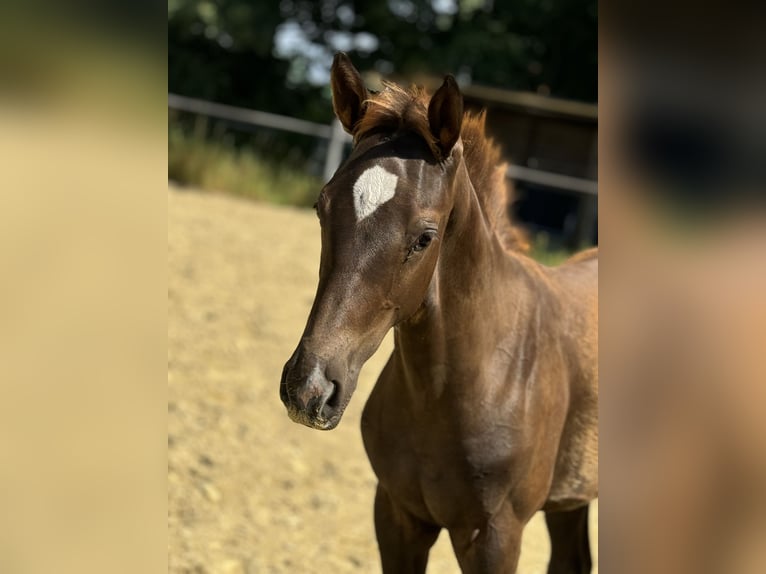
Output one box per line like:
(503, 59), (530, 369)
(325, 381), (341, 409)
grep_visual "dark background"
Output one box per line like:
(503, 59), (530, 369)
(169, 0), (596, 118)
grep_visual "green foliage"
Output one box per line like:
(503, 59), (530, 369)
(528, 244), (570, 266)
(168, 125), (322, 207)
(528, 232), (572, 266)
(169, 0), (596, 124)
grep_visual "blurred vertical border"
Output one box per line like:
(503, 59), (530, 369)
(0, 2), (166, 574)
(601, 1), (766, 572)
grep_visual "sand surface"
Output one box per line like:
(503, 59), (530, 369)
(168, 184), (598, 573)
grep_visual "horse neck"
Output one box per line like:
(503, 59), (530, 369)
(394, 159), (543, 393)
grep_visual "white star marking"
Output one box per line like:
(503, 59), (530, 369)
(352, 166), (398, 221)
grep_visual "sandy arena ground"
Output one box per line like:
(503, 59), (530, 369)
(168, 184), (598, 573)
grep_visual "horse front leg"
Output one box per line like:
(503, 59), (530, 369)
(374, 484), (441, 574)
(448, 500), (524, 573)
(545, 504), (592, 574)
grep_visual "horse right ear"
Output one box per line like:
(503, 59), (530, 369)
(331, 53), (369, 134)
(428, 75), (463, 159)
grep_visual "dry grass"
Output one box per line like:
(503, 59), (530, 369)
(168, 125), (322, 207)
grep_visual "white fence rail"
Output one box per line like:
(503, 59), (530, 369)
(169, 93), (351, 181)
(168, 93), (335, 138)
(168, 93), (597, 194)
(505, 165), (597, 196)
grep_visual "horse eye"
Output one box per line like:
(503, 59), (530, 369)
(412, 232), (433, 252)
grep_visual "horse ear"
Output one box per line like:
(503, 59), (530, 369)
(331, 52), (369, 134)
(428, 75), (463, 158)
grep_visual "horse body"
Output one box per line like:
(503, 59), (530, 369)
(280, 53), (597, 573)
(362, 179), (597, 571)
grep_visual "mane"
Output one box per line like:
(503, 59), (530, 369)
(354, 82), (529, 252)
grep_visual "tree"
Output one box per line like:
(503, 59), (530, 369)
(169, 0), (597, 122)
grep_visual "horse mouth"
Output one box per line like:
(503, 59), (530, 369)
(285, 405), (343, 431)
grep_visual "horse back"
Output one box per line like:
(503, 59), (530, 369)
(543, 247), (598, 510)
(564, 246), (598, 265)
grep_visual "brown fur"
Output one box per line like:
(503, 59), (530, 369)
(564, 246), (599, 264)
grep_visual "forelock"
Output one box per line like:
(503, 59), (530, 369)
(354, 82), (439, 158)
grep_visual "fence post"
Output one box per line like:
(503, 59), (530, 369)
(324, 118), (346, 182)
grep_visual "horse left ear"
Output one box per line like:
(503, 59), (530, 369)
(331, 52), (369, 134)
(428, 75), (463, 158)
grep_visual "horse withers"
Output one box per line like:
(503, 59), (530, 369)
(280, 53), (598, 574)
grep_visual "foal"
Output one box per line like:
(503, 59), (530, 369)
(281, 53), (598, 573)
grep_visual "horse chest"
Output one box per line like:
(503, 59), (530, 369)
(362, 395), (519, 527)
(421, 435), (518, 527)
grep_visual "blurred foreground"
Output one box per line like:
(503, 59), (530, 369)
(599, 23), (766, 573)
(0, 13), (166, 574)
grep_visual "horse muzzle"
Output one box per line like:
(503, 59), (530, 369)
(279, 349), (349, 430)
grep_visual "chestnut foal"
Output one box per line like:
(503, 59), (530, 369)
(281, 54), (598, 573)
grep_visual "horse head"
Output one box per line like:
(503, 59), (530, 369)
(280, 53), (465, 430)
